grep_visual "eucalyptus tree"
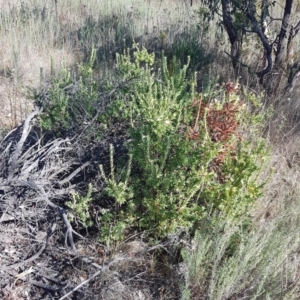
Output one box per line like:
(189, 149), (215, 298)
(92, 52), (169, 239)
(201, 0), (300, 92)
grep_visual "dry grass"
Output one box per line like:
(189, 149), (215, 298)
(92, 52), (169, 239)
(182, 200), (300, 299)
(0, 0), (203, 129)
(253, 134), (300, 222)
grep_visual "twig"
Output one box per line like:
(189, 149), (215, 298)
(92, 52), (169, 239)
(59, 269), (102, 300)
(0, 223), (56, 271)
(27, 181), (82, 253)
(27, 279), (60, 292)
(7, 109), (41, 181)
(58, 257), (127, 300)
(58, 162), (90, 185)
(224, 51), (252, 70)
(61, 210), (79, 252)
(14, 266), (34, 285)
(5, 268), (60, 292)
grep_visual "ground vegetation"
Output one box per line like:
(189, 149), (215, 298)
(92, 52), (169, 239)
(1, 1), (300, 299)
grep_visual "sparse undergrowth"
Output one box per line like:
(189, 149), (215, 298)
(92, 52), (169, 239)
(2, 1), (300, 300)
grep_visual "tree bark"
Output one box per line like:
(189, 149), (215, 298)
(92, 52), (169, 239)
(245, 7), (273, 83)
(275, 0), (294, 68)
(221, 0), (242, 78)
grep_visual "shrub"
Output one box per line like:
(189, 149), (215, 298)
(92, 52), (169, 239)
(98, 45), (268, 241)
(34, 47), (99, 134)
(66, 183), (94, 228)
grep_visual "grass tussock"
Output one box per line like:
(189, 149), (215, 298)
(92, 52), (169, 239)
(182, 201), (300, 299)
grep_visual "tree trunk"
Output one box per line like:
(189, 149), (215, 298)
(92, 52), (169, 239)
(275, 0), (293, 69)
(221, 0), (242, 78)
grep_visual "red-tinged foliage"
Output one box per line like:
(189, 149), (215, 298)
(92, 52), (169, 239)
(188, 82), (243, 182)
(224, 81), (239, 94)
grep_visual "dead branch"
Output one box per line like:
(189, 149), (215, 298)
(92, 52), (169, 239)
(59, 269), (102, 300)
(27, 181), (82, 253)
(0, 108), (96, 291)
(26, 279), (60, 292)
(58, 257), (128, 300)
(7, 109), (41, 181)
(58, 161), (91, 186)
(0, 223), (56, 272)
(4, 268), (61, 292)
